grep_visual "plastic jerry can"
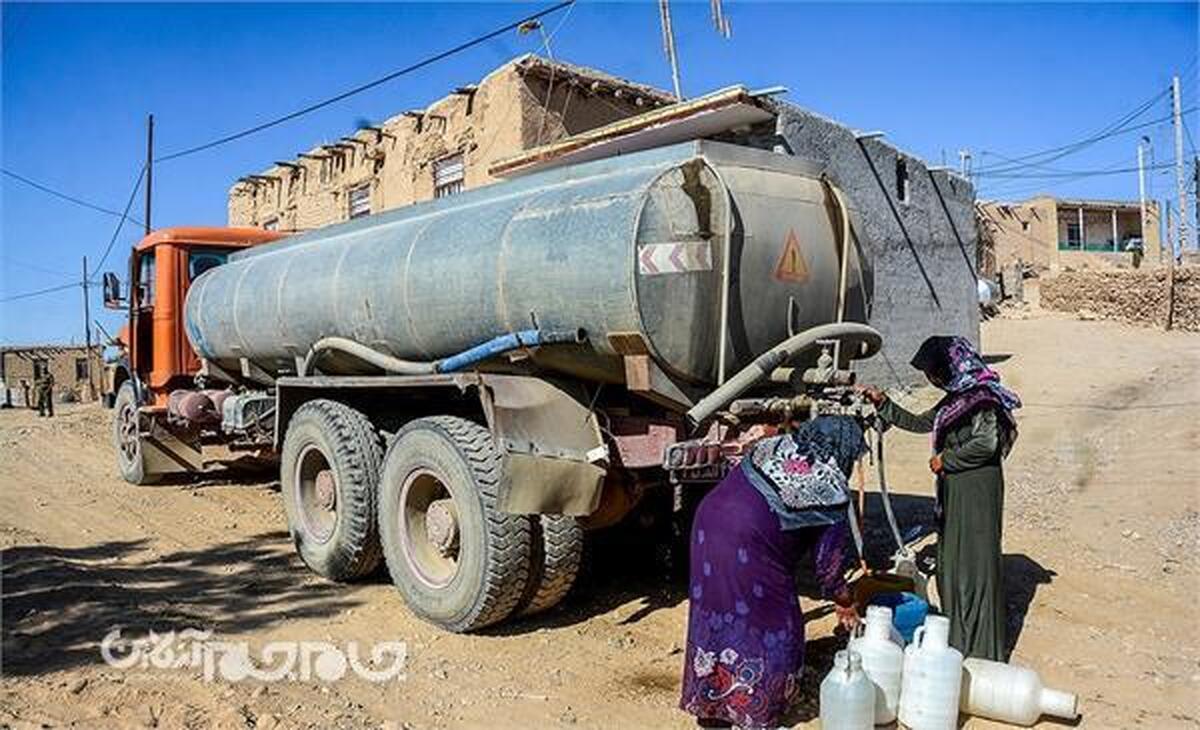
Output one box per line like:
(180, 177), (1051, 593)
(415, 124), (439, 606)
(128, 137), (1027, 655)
(960, 658), (1079, 726)
(848, 606), (904, 725)
(897, 615), (963, 730)
(820, 649), (875, 730)
(868, 591), (928, 644)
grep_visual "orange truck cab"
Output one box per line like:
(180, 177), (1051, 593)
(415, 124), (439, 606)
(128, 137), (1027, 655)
(104, 227), (285, 407)
(102, 227), (284, 481)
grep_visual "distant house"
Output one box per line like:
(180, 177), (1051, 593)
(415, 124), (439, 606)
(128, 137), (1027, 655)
(1, 344), (103, 407)
(978, 196), (1162, 274)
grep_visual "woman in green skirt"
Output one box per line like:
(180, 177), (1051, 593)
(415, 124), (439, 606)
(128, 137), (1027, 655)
(862, 336), (1020, 661)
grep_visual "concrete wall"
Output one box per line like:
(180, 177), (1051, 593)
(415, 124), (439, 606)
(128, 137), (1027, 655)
(229, 57), (666, 230)
(1, 346), (104, 405)
(764, 102), (980, 387)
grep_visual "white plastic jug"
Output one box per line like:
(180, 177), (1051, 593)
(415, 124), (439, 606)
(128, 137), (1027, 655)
(897, 615), (963, 730)
(849, 605), (905, 725)
(820, 649), (875, 730)
(960, 658), (1079, 726)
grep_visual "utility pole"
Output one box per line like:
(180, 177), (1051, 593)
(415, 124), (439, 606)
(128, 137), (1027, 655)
(1137, 140), (1148, 247)
(145, 113), (154, 236)
(657, 0), (683, 101)
(1165, 201), (1175, 330)
(82, 256), (95, 399)
(1172, 76), (1189, 253)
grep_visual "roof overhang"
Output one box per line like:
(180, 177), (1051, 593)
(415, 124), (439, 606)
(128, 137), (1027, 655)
(489, 86), (779, 179)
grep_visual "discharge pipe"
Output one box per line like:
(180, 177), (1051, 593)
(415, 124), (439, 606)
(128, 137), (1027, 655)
(301, 329), (587, 377)
(686, 322), (881, 427)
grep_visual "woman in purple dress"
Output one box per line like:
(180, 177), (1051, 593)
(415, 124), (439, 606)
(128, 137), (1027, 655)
(679, 416), (866, 728)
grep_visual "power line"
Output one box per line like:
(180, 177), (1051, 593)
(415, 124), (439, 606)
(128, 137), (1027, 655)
(976, 109), (1195, 178)
(1, 168), (146, 227)
(156, 0), (574, 162)
(94, 165), (147, 272)
(2, 164), (145, 304)
(0, 281), (81, 304)
(979, 161), (1176, 181)
(974, 87), (1171, 175)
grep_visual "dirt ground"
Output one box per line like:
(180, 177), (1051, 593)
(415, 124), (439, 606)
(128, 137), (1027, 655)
(2, 310), (1198, 729)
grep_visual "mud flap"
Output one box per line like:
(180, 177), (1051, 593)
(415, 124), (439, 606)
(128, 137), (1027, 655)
(478, 374), (607, 517)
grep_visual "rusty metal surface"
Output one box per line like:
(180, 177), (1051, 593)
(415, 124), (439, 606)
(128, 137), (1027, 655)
(480, 375), (606, 516)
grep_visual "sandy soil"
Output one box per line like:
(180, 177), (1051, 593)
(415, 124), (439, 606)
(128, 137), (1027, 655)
(2, 311), (1198, 729)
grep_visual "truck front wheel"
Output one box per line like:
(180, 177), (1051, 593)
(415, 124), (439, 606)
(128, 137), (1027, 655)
(378, 416), (533, 632)
(112, 382), (157, 485)
(280, 400), (383, 581)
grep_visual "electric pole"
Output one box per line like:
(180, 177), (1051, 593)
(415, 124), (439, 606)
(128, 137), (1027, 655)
(1172, 76), (1189, 252)
(145, 113), (154, 236)
(82, 256), (95, 399)
(1165, 200), (1175, 330)
(1137, 140), (1148, 247)
(657, 0), (683, 101)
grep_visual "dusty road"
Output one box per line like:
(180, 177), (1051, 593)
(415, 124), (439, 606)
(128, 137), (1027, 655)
(2, 312), (1198, 729)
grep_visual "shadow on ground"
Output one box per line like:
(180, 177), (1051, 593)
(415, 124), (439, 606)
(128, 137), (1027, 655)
(1, 532), (362, 677)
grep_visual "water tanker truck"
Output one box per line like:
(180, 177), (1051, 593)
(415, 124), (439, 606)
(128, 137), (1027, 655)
(103, 140), (882, 632)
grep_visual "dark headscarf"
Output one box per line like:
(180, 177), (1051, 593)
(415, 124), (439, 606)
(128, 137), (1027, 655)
(910, 336), (1021, 450)
(741, 415), (868, 530)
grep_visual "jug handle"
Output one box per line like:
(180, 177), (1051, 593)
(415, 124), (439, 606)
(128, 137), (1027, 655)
(912, 625), (925, 648)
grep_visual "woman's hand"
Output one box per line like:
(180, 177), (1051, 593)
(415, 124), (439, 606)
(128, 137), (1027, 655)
(832, 591), (860, 631)
(857, 385), (886, 406)
(929, 453), (944, 474)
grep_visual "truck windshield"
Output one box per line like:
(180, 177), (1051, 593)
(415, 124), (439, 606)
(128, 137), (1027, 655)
(188, 249), (229, 280)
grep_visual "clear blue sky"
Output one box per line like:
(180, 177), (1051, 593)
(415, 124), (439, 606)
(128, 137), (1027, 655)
(2, 1), (1196, 344)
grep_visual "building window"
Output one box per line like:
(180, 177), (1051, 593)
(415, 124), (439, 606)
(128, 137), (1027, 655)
(434, 153), (465, 198)
(32, 358), (48, 381)
(1065, 222), (1082, 249)
(263, 217), (279, 231)
(75, 357), (88, 381)
(895, 158), (910, 204)
(1021, 220), (1030, 231)
(348, 184), (371, 219)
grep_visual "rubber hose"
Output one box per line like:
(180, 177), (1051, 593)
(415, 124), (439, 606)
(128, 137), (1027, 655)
(301, 337), (436, 377)
(686, 322), (882, 427)
(874, 421), (911, 557)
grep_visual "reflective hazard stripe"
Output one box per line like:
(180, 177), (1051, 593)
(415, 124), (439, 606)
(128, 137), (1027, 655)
(637, 241), (713, 276)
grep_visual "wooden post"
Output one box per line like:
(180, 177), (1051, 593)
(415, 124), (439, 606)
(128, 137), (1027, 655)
(1111, 208), (1119, 251)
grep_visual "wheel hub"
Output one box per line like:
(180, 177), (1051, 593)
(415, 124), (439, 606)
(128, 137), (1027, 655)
(315, 469), (337, 511)
(425, 498), (460, 557)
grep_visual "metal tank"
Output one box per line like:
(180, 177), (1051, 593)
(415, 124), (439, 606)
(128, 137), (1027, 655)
(185, 140), (869, 388)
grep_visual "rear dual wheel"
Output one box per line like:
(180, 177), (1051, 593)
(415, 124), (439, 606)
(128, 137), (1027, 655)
(378, 416), (584, 632)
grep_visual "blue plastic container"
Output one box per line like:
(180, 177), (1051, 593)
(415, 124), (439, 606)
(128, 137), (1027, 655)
(869, 591), (929, 644)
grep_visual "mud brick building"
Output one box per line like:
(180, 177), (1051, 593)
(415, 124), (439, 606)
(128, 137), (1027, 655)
(228, 55), (673, 231)
(0, 344), (103, 407)
(978, 196), (1163, 274)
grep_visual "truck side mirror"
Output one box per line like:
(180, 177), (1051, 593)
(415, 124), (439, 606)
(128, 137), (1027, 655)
(102, 272), (124, 309)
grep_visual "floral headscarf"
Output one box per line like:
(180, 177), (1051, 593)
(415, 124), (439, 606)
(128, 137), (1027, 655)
(910, 336), (1021, 450)
(741, 415), (868, 529)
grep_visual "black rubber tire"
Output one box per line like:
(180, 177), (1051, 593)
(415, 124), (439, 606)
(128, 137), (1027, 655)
(517, 515), (584, 616)
(112, 381), (157, 485)
(378, 416), (533, 633)
(280, 399), (383, 581)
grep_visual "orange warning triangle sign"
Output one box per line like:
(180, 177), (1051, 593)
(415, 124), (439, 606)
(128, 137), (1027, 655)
(773, 229), (809, 283)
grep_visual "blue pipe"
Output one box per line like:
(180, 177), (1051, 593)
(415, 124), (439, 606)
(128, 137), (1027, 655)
(435, 329), (585, 373)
